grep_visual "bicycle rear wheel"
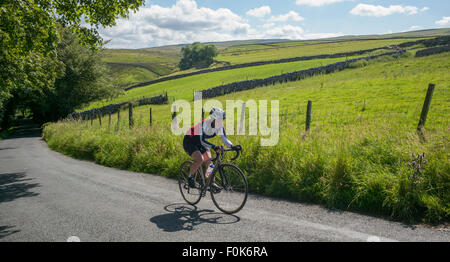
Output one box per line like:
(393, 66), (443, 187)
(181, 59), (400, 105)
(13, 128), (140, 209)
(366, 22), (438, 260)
(178, 161), (205, 205)
(210, 164), (248, 214)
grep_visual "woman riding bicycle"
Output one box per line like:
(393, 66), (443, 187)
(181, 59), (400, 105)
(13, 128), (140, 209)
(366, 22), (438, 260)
(183, 107), (241, 188)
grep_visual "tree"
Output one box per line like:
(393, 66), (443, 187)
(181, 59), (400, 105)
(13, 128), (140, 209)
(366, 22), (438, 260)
(0, 0), (144, 126)
(8, 25), (122, 123)
(179, 42), (218, 70)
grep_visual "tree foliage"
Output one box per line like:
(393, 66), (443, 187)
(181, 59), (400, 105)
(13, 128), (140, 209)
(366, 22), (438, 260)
(178, 42), (218, 70)
(10, 26), (122, 123)
(0, 0), (144, 126)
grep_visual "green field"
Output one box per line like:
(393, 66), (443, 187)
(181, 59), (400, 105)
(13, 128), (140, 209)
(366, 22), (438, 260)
(217, 38), (429, 64)
(44, 49), (450, 224)
(107, 63), (159, 88)
(330, 28), (450, 40)
(84, 53), (379, 110)
(102, 48), (181, 87)
(103, 34), (437, 88)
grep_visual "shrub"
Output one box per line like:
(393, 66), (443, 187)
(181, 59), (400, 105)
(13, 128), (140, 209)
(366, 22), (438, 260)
(324, 148), (356, 209)
(179, 42), (218, 70)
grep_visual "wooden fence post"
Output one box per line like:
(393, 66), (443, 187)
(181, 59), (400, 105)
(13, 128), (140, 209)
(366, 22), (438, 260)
(108, 112), (111, 130)
(98, 111), (102, 127)
(306, 100), (312, 132)
(149, 108), (152, 126)
(417, 83), (435, 131)
(90, 112), (93, 126)
(117, 110), (120, 130)
(129, 103), (134, 128)
(238, 103), (246, 135)
(172, 105), (177, 120)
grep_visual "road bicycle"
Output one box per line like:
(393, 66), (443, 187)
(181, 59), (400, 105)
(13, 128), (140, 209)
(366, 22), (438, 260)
(178, 147), (248, 214)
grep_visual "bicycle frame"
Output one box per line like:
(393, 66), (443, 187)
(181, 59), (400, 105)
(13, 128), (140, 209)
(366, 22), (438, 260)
(179, 146), (247, 214)
(203, 148), (240, 190)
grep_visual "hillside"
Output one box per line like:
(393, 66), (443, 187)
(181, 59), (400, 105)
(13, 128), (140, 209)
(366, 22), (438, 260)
(103, 39), (292, 88)
(329, 28), (450, 41)
(90, 36), (448, 110)
(103, 28), (449, 89)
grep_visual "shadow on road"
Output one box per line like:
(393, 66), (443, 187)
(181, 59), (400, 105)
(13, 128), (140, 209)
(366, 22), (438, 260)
(0, 147), (16, 151)
(0, 172), (40, 203)
(0, 225), (20, 239)
(149, 203), (240, 232)
(1, 119), (41, 140)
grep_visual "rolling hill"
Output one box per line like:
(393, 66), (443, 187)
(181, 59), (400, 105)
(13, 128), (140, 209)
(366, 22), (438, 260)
(103, 28), (449, 89)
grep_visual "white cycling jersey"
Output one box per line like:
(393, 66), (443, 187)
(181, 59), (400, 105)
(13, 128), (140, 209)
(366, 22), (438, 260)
(186, 118), (233, 149)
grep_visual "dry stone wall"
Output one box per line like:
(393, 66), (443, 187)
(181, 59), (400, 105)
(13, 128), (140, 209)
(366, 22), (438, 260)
(68, 93), (168, 120)
(198, 50), (406, 99)
(415, 44), (450, 57)
(123, 36), (448, 92)
(124, 46), (395, 91)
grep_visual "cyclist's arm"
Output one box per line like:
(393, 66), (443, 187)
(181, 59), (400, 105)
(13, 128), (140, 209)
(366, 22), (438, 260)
(198, 118), (216, 149)
(200, 133), (216, 149)
(221, 128), (233, 148)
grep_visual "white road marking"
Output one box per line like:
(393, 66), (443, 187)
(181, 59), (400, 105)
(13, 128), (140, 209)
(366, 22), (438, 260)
(249, 209), (398, 242)
(67, 236), (81, 242)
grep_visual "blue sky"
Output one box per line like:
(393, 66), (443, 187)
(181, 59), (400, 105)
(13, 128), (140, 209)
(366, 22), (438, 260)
(99, 0), (450, 48)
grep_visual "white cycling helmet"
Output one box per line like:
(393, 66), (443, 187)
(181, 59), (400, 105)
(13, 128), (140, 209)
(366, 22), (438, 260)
(209, 107), (226, 120)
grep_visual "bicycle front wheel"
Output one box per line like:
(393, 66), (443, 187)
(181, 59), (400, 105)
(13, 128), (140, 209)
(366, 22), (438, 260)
(178, 160), (205, 205)
(210, 164), (248, 214)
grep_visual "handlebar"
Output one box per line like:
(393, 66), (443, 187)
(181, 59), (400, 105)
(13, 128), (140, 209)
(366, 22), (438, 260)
(210, 146), (242, 162)
(226, 147), (241, 161)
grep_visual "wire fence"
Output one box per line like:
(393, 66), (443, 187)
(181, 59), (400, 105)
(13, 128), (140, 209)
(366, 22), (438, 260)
(62, 83), (449, 141)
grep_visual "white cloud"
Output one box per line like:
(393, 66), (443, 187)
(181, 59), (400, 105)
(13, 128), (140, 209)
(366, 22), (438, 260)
(253, 24), (342, 41)
(269, 11), (304, 22)
(100, 0), (250, 48)
(435, 16), (450, 26)
(303, 32), (344, 39)
(407, 25), (422, 31)
(261, 25), (305, 39)
(246, 6), (271, 18)
(350, 4), (428, 17)
(99, 0), (343, 48)
(296, 0), (352, 7)
(262, 23), (276, 29)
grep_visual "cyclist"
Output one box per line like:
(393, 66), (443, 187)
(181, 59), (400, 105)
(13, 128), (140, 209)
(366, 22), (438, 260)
(183, 107), (241, 188)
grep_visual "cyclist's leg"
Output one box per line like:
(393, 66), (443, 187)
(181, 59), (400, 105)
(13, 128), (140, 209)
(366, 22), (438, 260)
(189, 150), (204, 175)
(183, 135), (204, 175)
(202, 149), (212, 171)
(202, 149), (220, 192)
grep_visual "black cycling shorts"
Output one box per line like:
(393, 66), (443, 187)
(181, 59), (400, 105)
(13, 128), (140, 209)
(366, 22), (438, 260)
(183, 135), (208, 156)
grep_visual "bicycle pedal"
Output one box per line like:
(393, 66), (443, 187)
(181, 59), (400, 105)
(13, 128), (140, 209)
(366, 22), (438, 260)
(207, 186), (222, 194)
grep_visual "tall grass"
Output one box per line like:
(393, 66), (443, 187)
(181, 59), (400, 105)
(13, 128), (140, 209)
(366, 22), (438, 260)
(43, 114), (449, 224)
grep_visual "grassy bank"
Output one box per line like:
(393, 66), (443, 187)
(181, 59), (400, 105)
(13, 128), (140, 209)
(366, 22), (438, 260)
(43, 116), (449, 224)
(43, 51), (449, 224)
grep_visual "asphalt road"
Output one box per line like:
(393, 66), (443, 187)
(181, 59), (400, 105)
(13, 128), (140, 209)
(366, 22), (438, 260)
(0, 123), (448, 242)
